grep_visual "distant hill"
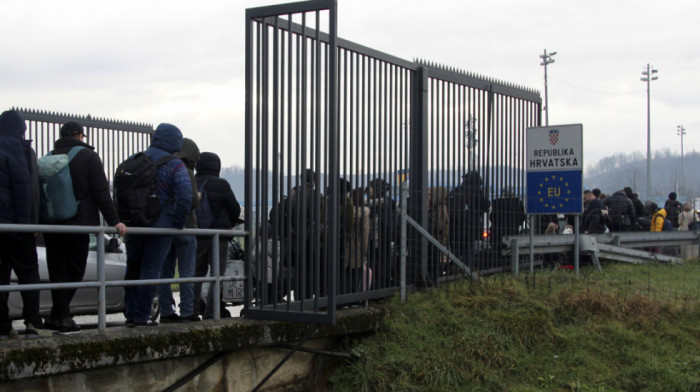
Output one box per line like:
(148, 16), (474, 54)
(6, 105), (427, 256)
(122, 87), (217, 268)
(219, 149), (699, 205)
(584, 149), (698, 200)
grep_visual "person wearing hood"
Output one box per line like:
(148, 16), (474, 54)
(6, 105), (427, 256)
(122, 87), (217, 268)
(193, 152), (241, 319)
(0, 110), (48, 339)
(41, 121), (127, 334)
(124, 123), (192, 327)
(158, 138), (201, 323)
(603, 189), (636, 232)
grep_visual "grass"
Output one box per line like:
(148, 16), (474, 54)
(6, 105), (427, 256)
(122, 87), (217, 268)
(330, 259), (700, 391)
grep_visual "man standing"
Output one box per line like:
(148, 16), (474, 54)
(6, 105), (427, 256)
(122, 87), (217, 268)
(158, 137), (200, 323)
(193, 152), (241, 319)
(123, 123), (191, 327)
(0, 110), (48, 339)
(664, 192), (682, 229)
(43, 121), (127, 333)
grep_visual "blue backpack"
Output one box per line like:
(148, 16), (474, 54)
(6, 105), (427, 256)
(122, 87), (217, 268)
(37, 146), (84, 223)
(196, 179), (214, 229)
(662, 217), (673, 232)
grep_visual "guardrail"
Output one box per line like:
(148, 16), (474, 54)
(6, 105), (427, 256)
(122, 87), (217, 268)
(503, 231), (700, 276)
(0, 223), (246, 333)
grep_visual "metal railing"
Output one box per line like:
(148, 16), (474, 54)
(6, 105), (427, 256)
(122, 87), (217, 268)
(0, 223), (246, 333)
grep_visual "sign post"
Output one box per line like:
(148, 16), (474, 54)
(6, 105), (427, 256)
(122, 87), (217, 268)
(526, 124), (583, 274)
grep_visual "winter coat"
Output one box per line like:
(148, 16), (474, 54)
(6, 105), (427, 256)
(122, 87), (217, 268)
(0, 111), (33, 224)
(603, 190), (636, 232)
(678, 209), (697, 231)
(582, 199), (607, 234)
(428, 186), (449, 248)
(664, 199), (682, 228)
(146, 123), (192, 229)
(50, 137), (120, 226)
(195, 152), (241, 230)
(490, 195), (525, 236)
(173, 138), (200, 228)
(651, 208), (667, 232)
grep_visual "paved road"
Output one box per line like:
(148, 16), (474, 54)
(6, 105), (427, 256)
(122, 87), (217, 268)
(12, 293), (243, 333)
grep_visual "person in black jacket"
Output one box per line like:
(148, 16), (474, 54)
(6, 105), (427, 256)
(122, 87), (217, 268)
(43, 121), (127, 333)
(603, 190), (636, 232)
(193, 152), (241, 319)
(0, 110), (48, 339)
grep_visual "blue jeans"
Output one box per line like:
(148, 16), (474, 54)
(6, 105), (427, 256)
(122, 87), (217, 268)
(158, 235), (196, 317)
(124, 234), (173, 323)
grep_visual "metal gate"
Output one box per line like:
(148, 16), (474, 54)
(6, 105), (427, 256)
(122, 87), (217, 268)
(244, 0), (541, 324)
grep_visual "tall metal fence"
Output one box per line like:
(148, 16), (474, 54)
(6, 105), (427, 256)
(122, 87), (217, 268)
(13, 107), (153, 184)
(244, 0), (541, 324)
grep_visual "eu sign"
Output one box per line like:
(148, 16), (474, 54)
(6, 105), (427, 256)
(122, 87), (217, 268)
(526, 124), (583, 214)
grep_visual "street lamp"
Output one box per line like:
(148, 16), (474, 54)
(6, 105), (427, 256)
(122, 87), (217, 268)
(677, 125), (686, 193)
(539, 50), (557, 126)
(640, 64), (658, 197)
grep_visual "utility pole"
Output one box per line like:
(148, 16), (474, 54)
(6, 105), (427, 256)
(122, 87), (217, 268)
(677, 125), (686, 193)
(640, 64), (658, 198)
(539, 49), (556, 126)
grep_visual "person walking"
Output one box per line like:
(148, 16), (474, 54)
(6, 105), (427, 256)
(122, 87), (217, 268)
(0, 110), (49, 339)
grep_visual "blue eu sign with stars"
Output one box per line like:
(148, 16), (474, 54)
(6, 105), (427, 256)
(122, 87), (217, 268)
(526, 124), (583, 215)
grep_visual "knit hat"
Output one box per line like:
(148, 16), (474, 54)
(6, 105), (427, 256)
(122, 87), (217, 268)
(60, 121), (86, 138)
(669, 192), (677, 201)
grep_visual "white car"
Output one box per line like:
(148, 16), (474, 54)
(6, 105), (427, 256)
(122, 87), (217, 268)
(8, 234), (127, 319)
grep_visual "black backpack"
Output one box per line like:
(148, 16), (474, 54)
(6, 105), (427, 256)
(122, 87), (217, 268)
(195, 179), (214, 229)
(664, 201), (681, 228)
(113, 152), (175, 227)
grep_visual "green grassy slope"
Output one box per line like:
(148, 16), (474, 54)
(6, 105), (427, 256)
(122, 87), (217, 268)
(331, 261), (700, 391)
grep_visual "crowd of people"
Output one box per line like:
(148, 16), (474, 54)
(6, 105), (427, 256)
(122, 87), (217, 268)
(3, 107), (695, 338)
(0, 110), (241, 339)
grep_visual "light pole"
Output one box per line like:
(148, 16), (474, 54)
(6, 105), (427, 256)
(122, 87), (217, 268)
(640, 64), (658, 197)
(539, 49), (556, 126)
(677, 125), (686, 193)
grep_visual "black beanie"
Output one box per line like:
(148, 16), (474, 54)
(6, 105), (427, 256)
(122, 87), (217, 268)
(669, 192), (677, 201)
(60, 121), (85, 138)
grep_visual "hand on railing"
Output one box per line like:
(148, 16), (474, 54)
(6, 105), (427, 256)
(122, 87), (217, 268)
(114, 222), (127, 236)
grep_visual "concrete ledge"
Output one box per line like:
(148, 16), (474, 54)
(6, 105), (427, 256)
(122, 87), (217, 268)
(0, 307), (383, 383)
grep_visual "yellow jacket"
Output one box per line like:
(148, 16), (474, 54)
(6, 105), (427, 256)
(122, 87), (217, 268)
(651, 208), (667, 232)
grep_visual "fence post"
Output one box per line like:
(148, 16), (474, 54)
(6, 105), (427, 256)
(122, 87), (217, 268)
(409, 65), (429, 286)
(212, 233), (221, 321)
(529, 215), (535, 274)
(96, 231), (106, 333)
(400, 182), (408, 303)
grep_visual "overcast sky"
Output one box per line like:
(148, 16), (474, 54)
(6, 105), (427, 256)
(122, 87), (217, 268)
(2, 0), (698, 169)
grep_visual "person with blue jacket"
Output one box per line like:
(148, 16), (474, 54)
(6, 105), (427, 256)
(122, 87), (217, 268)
(0, 110), (48, 339)
(123, 123), (192, 327)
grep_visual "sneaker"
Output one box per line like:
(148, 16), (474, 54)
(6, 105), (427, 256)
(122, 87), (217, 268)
(44, 317), (61, 331)
(180, 314), (201, 322)
(0, 328), (19, 340)
(159, 313), (181, 324)
(25, 322), (52, 339)
(125, 319), (135, 328)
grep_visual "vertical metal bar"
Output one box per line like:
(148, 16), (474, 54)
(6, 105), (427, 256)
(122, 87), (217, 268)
(409, 66), (429, 286)
(575, 214), (580, 276)
(511, 238), (519, 277)
(328, 1), (338, 319)
(212, 233), (221, 321)
(400, 182), (407, 303)
(96, 231), (106, 333)
(244, 13), (254, 309)
(529, 215), (535, 274)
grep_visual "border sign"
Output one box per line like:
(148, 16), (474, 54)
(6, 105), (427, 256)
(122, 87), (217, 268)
(526, 124), (583, 214)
